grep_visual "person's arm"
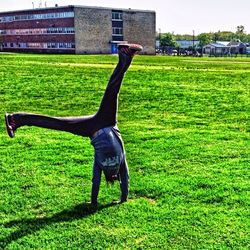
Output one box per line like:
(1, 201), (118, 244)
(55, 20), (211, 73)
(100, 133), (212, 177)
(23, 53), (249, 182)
(119, 158), (129, 203)
(91, 163), (102, 206)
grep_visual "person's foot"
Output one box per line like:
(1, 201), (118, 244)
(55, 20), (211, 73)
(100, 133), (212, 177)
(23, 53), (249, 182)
(118, 43), (143, 57)
(5, 113), (16, 138)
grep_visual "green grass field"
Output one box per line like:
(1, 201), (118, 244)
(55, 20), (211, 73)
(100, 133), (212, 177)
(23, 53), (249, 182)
(0, 53), (249, 249)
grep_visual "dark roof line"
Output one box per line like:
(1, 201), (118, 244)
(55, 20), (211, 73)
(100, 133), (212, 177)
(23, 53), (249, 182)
(0, 5), (155, 15)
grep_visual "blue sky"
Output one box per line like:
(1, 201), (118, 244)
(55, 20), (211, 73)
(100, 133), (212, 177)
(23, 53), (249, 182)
(0, 0), (249, 35)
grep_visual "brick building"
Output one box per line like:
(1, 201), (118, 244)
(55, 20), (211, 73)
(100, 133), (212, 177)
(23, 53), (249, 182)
(0, 5), (155, 54)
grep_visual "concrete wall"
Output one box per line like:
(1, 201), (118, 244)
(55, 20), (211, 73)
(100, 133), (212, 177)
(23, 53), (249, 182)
(74, 7), (112, 54)
(74, 7), (156, 54)
(123, 10), (156, 54)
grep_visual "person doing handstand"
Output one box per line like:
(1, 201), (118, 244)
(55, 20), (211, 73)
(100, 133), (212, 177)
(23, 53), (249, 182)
(5, 43), (143, 206)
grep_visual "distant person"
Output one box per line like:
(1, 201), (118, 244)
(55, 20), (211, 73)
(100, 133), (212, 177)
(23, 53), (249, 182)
(5, 43), (143, 207)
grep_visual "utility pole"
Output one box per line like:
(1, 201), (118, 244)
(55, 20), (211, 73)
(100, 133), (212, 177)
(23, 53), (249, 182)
(193, 30), (195, 49)
(158, 28), (161, 52)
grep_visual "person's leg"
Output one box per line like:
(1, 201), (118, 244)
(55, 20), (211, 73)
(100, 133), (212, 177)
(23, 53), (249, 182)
(94, 44), (143, 129)
(5, 112), (96, 137)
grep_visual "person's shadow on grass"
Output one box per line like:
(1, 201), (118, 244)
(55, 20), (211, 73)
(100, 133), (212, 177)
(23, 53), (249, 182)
(1, 202), (117, 248)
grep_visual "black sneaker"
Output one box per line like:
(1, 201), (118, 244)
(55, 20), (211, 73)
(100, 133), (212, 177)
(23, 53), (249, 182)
(5, 113), (16, 138)
(118, 43), (143, 57)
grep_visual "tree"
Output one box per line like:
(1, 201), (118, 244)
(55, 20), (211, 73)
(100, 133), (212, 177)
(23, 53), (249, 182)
(219, 31), (235, 41)
(236, 25), (245, 41)
(197, 33), (211, 55)
(174, 34), (194, 41)
(213, 31), (221, 42)
(160, 33), (176, 47)
(236, 25), (245, 34)
(245, 34), (250, 43)
(159, 33), (176, 54)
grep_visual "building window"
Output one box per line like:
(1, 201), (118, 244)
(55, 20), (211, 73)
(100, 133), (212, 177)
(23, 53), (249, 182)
(2, 42), (75, 50)
(27, 43), (43, 48)
(0, 11), (74, 23)
(112, 11), (123, 21)
(19, 43), (27, 48)
(112, 11), (123, 41)
(46, 42), (75, 49)
(47, 43), (57, 48)
(0, 27), (75, 35)
(112, 27), (123, 36)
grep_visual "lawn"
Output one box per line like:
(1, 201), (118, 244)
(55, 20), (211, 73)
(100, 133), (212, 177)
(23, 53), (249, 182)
(0, 53), (249, 249)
